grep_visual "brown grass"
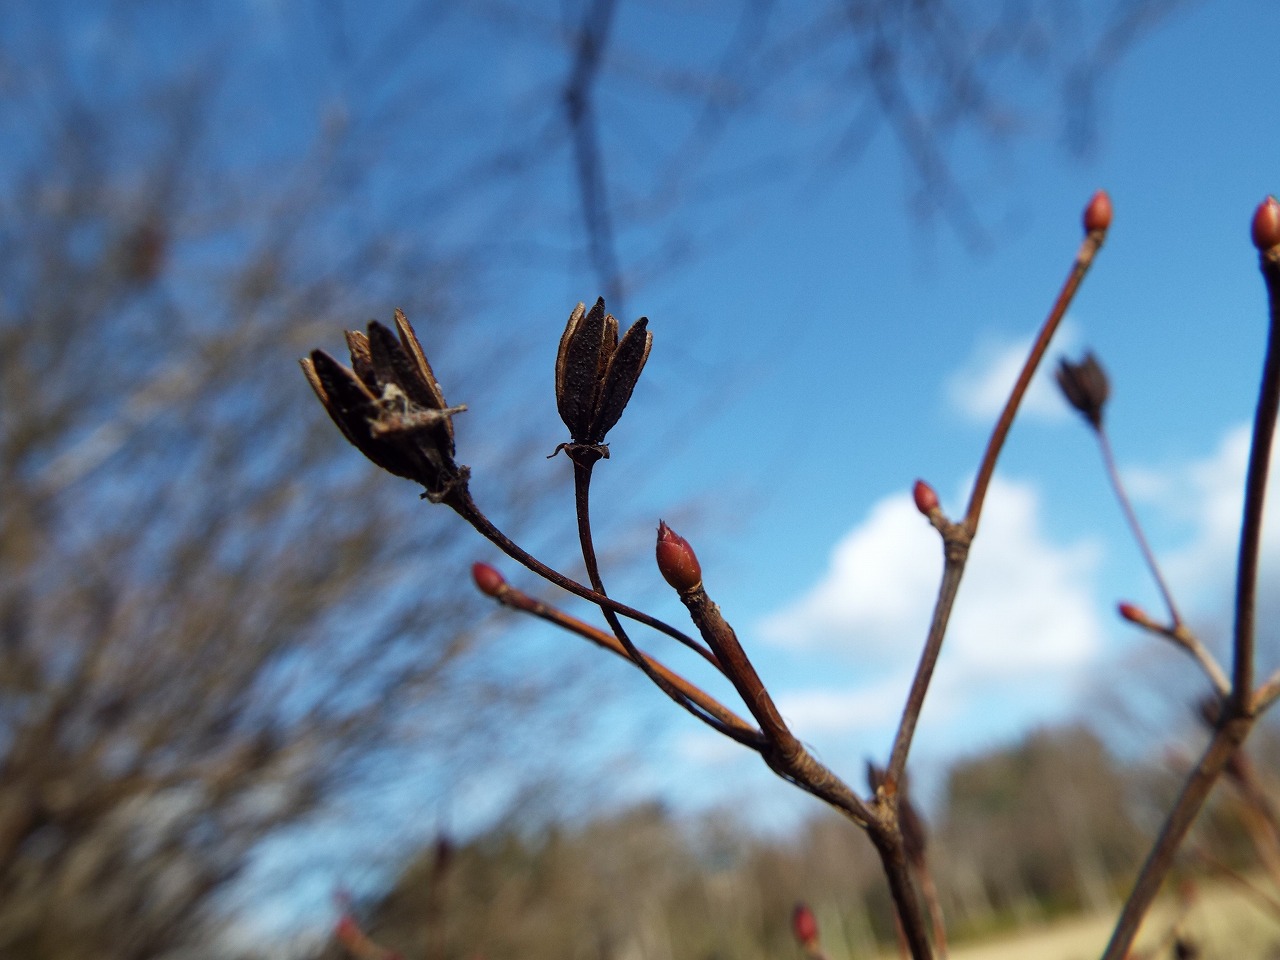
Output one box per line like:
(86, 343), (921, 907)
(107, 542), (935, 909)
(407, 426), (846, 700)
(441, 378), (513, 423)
(869, 880), (1280, 960)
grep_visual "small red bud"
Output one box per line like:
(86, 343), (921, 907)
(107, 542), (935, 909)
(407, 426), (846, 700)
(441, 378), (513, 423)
(1117, 601), (1147, 625)
(1251, 195), (1280, 251)
(471, 562), (506, 597)
(792, 902), (819, 947)
(912, 479), (939, 517)
(335, 913), (362, 946)
(656, 521), (702, 593)
(1083, 190), (1112, 233)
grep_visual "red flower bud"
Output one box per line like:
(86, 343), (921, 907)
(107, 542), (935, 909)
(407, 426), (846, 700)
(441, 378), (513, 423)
(912, 480), (939, 517)
(335, 914), (359, 939)
(1117, 601), (1148, 625)
(656, 521), (702, 593)
(1083, 190), (1112, 233)
(1252, 196), (1280, 252)
(471, 562), (506, 597)
(792, 902), (819, 947)
(1083, 190), (1113, 233)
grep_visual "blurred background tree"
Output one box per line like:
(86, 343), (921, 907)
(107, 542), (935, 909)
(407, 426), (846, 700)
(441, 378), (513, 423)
(0, 0), (1194, 957)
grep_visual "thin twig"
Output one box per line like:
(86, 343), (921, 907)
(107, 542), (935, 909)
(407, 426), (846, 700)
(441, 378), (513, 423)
(444, 485), (722, 668)
(1166, 625), (1231, 700)
(964, 226), (1108, 530)
(1121, 607), (1230, 698)
(866, 826), (935, 960)
(481, 576), (762, 744)
(1097, 426), (1183, 626)
(886, 217), (1106, 788)
(886, 534), (969, 784)
(568, 459), (752, 742)
(1254, 669), (1280, 713)
(676, 581), (877, 828)
(1101, 715), (1253, 960)
(1232, 244), (1280, 709)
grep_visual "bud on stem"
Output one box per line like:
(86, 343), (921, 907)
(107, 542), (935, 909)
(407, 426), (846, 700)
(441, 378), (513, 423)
(1084, 190), (1113, 234)
(912, 480), (939, 517)
(792, 901), (819, 948)
(1252, 196), (1280, 252)
(1117, 601), (1151, 627)
(656, 521), (702, 594)
(471, 562), (506, 597)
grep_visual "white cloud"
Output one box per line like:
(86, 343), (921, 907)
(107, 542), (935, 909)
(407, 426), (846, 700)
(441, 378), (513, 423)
(757, 495), (940, 658)
(1132, 424), (1280, 617)
(754, 476), (1104, 741)
(775, 678), (923, 736)
(761, 477), (1101, 668)
(945, 322), (1083, 424)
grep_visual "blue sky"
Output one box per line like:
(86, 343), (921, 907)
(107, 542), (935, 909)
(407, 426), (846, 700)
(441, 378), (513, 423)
(448, 0), (1280, 831)
(34, 0), (1280, 939)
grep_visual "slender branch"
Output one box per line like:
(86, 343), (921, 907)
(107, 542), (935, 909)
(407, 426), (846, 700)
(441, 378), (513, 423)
(676, 580), (877, 828)
(964, 226), (1107, 531)
(443, 485), (722, 668)
(481, 575), (762, 744)
(1098, 427), (1183, 625)
(1255, 668), (1280, 713)
(1166, 625), (1231, 700)
(567, 459), (754, 742)
(886, 532), (969, 784)
(888, 209), (1107, 800)
(916, 860), (949, 960)
(564, 0), (624, 308)
(867, 825), (936, 960)
(1120, 606), (1230, 698)
(1101, 715), (1252, 960)
(1232, 244), (1280, 709)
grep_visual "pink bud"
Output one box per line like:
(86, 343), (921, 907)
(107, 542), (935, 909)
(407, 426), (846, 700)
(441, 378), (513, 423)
(656, 521), (702, 593)
(1252, 196), (1280, 251)
(792, 902), (819, 947)
(1117, 601), (1147, 625)
(471, 562), (506, 597)
(912, 480), (939, 517)
(1084, 190), (1112, 233)
(335, 913), (361, 945)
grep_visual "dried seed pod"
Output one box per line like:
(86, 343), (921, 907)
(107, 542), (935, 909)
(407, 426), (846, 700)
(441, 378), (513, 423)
(302, 311), (469, 501)
(1055, 352), (1110, 430)
(554, 297), (652, 452)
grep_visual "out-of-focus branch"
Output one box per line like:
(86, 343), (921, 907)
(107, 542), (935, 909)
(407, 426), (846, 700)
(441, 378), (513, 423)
(887, 192), (1111, 789)
(472, 562), (762, 745)
(564, 0), (624, 309)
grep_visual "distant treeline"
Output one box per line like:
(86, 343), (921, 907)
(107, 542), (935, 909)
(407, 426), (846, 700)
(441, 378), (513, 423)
(329, 723), (1277, 960)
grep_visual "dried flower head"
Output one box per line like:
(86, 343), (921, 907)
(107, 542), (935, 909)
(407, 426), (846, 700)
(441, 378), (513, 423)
(302, 310), (469, 502)
(554, 297), (652, 456)
(1055, 351), (1110, 430)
